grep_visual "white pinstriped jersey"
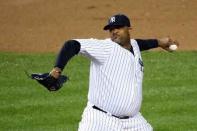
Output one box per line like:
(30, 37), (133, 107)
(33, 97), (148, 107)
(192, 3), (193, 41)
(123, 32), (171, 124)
(75, 38), (144, 117)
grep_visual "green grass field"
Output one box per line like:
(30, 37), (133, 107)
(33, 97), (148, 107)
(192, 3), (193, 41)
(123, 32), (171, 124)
(0, 51), (196, 131)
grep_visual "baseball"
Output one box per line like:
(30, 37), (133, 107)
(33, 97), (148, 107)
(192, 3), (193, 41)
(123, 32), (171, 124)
(169, 44), (177, 51)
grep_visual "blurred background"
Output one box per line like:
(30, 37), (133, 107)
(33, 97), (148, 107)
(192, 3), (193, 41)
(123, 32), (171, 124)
(0, 0), (196, 52)
(0, 1), (197, 131)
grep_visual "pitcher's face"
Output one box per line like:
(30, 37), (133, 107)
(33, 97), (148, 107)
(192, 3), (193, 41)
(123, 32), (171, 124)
(109, 26), (131, 46)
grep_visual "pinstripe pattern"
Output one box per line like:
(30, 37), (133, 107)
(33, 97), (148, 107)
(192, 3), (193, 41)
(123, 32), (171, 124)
(75, 38), (152, 130)
(78, 102), (152, 131)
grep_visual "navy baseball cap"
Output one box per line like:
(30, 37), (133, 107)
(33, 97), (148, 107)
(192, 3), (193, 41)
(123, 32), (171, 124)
(103, 14), (131, 30)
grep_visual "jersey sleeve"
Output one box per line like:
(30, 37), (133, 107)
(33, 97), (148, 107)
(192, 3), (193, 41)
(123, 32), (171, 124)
(135, 39), (158, 51)
(74, 38), (113, 64)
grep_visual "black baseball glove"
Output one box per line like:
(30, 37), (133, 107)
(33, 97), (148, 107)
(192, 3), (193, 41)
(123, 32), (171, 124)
(31, 73), (68, 91)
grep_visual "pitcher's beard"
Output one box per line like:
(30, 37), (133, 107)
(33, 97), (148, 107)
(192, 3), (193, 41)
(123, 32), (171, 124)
(112, 36), (121, 44)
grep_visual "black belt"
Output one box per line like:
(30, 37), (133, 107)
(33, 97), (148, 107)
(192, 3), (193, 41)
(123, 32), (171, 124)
(92, 105), (130, 119)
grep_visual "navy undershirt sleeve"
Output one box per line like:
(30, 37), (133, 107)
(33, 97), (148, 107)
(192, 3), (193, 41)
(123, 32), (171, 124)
(54, 40), (81, 70)
(135, 39), (158, 51)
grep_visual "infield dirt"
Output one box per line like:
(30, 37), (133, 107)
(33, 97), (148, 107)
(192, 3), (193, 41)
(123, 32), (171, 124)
(0, 0), (196, 52)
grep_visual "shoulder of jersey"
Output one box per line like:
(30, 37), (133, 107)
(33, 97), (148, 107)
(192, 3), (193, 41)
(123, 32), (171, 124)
(92, 38), (111, 42)
(92, 38), (114, 44)
(130, 39), (137, 43)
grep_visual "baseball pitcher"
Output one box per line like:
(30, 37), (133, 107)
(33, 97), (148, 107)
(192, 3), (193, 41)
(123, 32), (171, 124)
(32, 14), (179, 131)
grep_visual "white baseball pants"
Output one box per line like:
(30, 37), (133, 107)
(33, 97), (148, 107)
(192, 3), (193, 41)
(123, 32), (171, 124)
(78, 103), (153, 131)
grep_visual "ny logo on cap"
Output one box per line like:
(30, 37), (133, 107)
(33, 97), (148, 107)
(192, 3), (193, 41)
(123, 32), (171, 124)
(110, 17), (115, 23)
